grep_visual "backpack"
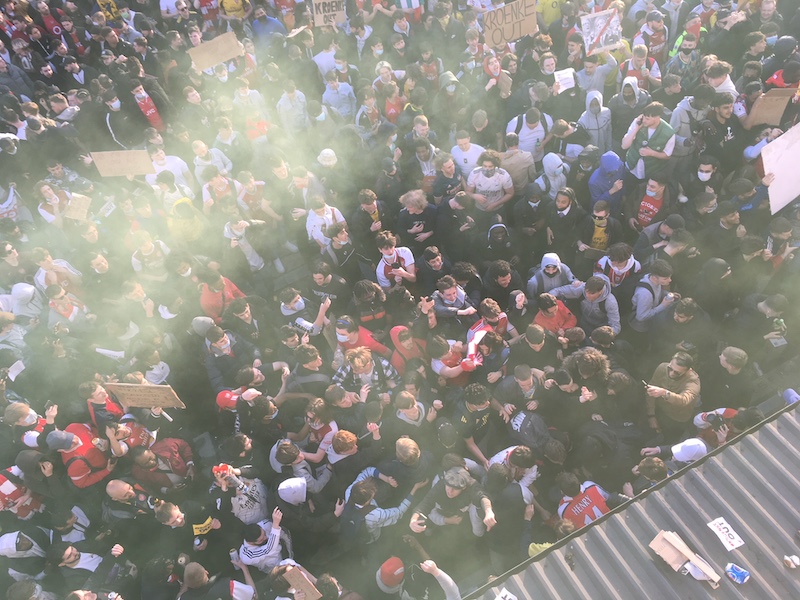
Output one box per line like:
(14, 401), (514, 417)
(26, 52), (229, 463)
(514, 112), (549, 136)
(338, 501), (376, 549)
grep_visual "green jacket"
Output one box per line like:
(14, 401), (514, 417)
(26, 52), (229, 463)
(625, 119), (675, 176)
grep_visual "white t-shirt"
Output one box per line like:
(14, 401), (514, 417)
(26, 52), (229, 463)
(376, 247), (415, 288)
(146, 155), (193, 190)
(467, 167), (514, 210)
(506, 113), (553, 161)
(451, 143), (486, 177)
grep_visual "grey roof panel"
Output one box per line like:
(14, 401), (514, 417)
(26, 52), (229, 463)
(473, 406), (800, 600)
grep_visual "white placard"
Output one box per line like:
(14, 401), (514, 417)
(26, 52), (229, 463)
(707, 517), (745, 551)
(554, 68), (576, 92)
(762, 122), (800, 215)
(495, 589), (518, 600)
(7, 359), (25, 381)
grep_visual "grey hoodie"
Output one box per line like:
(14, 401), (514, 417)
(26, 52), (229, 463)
(534, 153), (568, 199)
(578, 90), (613, 153)
(550, 273), (621, 334)
(629, 273), (669, 332)
(669, 95), (709, 157)
(526, 252), (576, 299)
(609, 76), (651, 142)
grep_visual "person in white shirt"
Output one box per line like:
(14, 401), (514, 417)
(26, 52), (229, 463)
(239, 508), (291, 573)
(506, 108), (553, 163)
(451, 131), (486, 178)
(146, 146), (196, 191)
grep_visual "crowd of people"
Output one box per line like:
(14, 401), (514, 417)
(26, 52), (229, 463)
(0, 0), (799, 599)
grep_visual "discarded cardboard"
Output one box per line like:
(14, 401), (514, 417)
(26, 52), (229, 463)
(90, 151), (156, 177)
(650, 530), (721, 588)
(187, 31), (242, 71)
(105, 383), (186, 409)
(282, 567), (322, 600)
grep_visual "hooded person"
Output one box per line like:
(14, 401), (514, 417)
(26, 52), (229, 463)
(589, 151), (626, 217)
(608, 76), (651, 149)
(549, 273), (622, 334)
(431, 71), (471, 133)
(526, 253), (576, 302)
(275, 476), (340, 556)
(389, 325), (427, 375)
(534, 153), (568, 200)
(480, 223), (519, 269)
(567, 145), (600, 210)
(578, 91), (612, 153)
(762, 36), (798, 81)
(0, 527), (51, 580)
(15, 449), (71, 502)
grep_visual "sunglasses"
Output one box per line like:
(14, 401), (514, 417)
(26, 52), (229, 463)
(592, 214), (607, 220)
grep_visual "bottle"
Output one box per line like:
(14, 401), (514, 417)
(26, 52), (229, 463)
(230, 548), (241, 569)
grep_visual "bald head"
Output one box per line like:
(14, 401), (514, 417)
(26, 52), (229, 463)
(184, 562), (208, 588)
(106, 479), (134, 501)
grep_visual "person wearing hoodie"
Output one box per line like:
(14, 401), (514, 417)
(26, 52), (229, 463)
(608, 76), (651, 152)
(578, 90), (613, 153)
(275, 476), (343, 556)
(549, 274), (622, 335)
(526, 252), (576, 303)
(669, 83), (715, 176)
(567, 146), (600, 211)
(431, 71), (471, 135)
(589, 151), (626, 217)
(629, 258), (676, 342)
(534, 152), (569, 200)
(478, 224), (520, 271)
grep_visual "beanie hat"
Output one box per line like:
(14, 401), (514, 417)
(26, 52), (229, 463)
(376, 556), (405, 593)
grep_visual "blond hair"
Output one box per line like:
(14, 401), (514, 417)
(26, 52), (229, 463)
(396, 438), (420, 466)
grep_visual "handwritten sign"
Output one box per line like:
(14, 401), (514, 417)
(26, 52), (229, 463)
(495, 588), (519, 600)
(187, 31), (242, 71)
(313, 0), (346, 26)
(484, 0), (538, 48)
(762, 122), (800, 214)
(283, 567), (322, 600)
(90, 150), (155, 177)
(707, 517), (745, 551)
(106, 383), (186, 410)
(64, 193), (92, 221)
(581, 9), (622, 55)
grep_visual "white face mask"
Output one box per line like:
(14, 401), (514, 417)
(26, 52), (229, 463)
(22, 411), (38, 426)
(218, 74), (228, 82)
(109, 99), (121, 110)
(135, 92), (148, 101)
(697, 171), (712, 182)
(291, 299), (305, 312)
(315, 112), (326, 122)
(336, 332), (350, 342)
(180, 268), (192, 277)
(446, 84), (456, 93)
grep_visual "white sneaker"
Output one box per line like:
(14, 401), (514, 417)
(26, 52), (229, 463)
(284, 241), (299, 253)
(273, 258), (286, 274)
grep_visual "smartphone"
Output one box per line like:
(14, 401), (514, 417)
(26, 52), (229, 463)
(641, 380), (650, 388)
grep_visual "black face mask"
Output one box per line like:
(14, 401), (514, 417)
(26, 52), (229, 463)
(680, 47), (693, 55)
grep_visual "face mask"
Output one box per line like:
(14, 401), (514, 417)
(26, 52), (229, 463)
(109, 99), (120, 110)
(291, 299), (305, 312)
(697, 171), (712, 182)
(135, 92), (147, 100)
(705, 204), (717, 213)
(646, 189), (657, 197)
(390, 133), (397, 143)
(335, 332), (349, 342)
(590, 104), (601, 115)
(335, 63), (345, 72)
(446, 84), (456, 93)
(315, 112), (326, 122)
(580, 163), (593, 171)
(544, 269), (558, 278)
(22, 411), (38, 426)
(680, 47), (693, 56)
(181, 268), (192, 277)
(217, 340), (231, 353)
(218, 75), (228, 82)
(542, 67), (555, 75)
(767, 36), (778, 46)
(554, 166), (564, 175)
(483, 167), (496, 177)
(375, 49), (384, 56)
(466, 61), (476, 71)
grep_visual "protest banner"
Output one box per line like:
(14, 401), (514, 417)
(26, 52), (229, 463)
(63, 193), (92, 221)
(761, 122), (800, 214)
(484, 0), (538, 48)
(747, 88), (795, 127)
(106, 383), (186, 410)
(90, 150), (155, 177)
(313, 0), (346, 26)
(581, 9), (623, 55)
(187, 31), (242, 71)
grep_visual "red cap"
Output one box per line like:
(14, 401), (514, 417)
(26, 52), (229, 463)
(216, 390), (239, 411)
(376, 556), (405, 592)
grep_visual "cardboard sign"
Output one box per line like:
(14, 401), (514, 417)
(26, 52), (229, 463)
(484, 0), (538, 48)
(313, 0), (346, 26)
(747, 87), (795, 127)
(495, 589), (519, 600)
(762, 122), (800, 214)
(581, 9), (623, 55)
(707, 517), (745, 551)
(63, 193), (92, 221)
(498, 71), (513, 98)
(187, 31), (242, 71)
(90, 151), (155, 177)
(105, 383), (186, 410)
(283, 567), (322, 600)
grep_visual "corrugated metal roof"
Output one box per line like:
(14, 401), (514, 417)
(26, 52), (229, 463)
(470, 404), (800, 600)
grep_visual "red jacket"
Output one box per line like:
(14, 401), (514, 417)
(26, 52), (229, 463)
(132, 437), (194, 493)
(200, 277), (246, 323)
(61, 423), (112, 489)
